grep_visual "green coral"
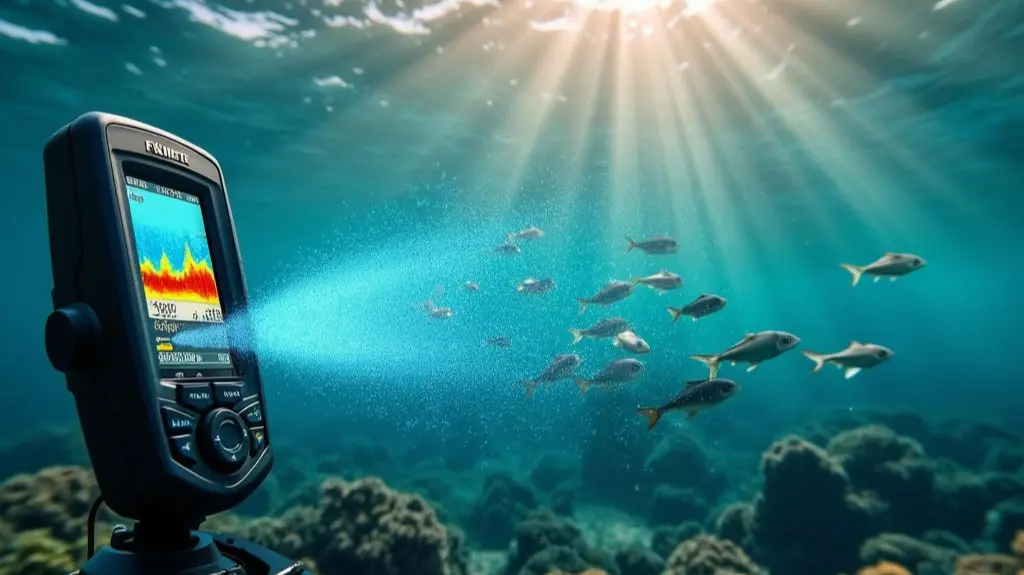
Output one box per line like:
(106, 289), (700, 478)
(0, 528), (78, 575)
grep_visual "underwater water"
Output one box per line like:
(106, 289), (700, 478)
(1, 0), (1023, 573)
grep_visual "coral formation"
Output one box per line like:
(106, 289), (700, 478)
(468, 473), (540, 548)
(501, 510), (617, 575)
(650, 522), (704, 559)
(856, 561), (912, 575)
(530, 454), (577, 493)
(239, 476), (467, 575)
(663, 534), (764, 575)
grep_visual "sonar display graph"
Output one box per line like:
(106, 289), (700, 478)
(125, 177), (224, 324)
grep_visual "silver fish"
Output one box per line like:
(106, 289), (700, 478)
(631, 269), (683, 292)
(519, 353), (581, 398)
(840, 252), (926, 286)
(464, 281), (480, 293)
(485, 336), (511, 347)
(575, 358), (645, 393)
(612, 330), (650, 354)
(637, 378), (740, 430)
(508, 226), (544, 241)
(626, 235), (678, 254)
(802, 341), (894, 379)
(517, 278), (556, 294)
(426, 304), (453, 319)
(576, 281), (634, 313)
(569, 317), (630, 344)
(667, 294), (728, 323)
(496, 240), (522, 255)
(690, 330), (800, 378)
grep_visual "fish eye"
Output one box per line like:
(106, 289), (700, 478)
(877, 349), (889, 358)
(912, 258), (922, 266)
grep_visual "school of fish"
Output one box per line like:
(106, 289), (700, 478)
(417, 228), (926, 430)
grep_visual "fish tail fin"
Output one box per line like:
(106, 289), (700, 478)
(575, 378), (591, 394)
(802, 350), (827, 373)
(667, 307), (684, 323)
(575, 298), (589, 314)
(518, 380), (537, 399)
(637, 407), (662, 431)
(839, 263), (864, 287)
(625, 236), (637, 252)
(569, 328), (584, 345)
(689, 354), (720, 378)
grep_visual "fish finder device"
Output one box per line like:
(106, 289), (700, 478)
(42, 112), (305, 574)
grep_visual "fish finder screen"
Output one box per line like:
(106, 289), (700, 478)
(124, 175), (234, 374)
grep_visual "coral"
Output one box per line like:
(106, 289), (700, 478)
(954, 555), (1020, 575)
(501, 510), (617, 575)
(987, 499), (1024, 551)
(647, 485), (710, 526)
(750, 436), (884, 575)
(1013, 530), (1024, 559)
(827, 425), (936, 534)
(0, 529), (78, 575)
(612, 546), (664, 575)
(549, 487), (575, 517)
(650, 522), (704, 559)
(856, 561), (911, 575)
(468, 473), (539, 548)
(663, 534), (763, 575)
(859, 533), (957, 575)
(714, 502), (755, 551)
(531, 454), (578, 493)
(238, 476), (466, 575)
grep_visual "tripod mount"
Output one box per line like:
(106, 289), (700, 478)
(74, 520), (306, 575)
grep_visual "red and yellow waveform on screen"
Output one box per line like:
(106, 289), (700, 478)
(139, 243), (220, 304)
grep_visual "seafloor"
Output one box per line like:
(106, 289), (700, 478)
(1, 408), (1023, 575)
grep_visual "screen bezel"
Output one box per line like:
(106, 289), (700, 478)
(118, 157), (237, 379)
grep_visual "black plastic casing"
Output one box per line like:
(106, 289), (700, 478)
(43, 112), (272, 524)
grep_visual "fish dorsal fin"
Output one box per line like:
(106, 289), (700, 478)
(684, 378), (706, 389)
(850, 340), (863, 347)
(699, 293), (709, 298)
(743, 333), (757, 341)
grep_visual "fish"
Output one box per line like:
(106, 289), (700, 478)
(612, 330), (650, 354)
(484, 336), (511, 347)
(569, 317), (630, 344)
(517, 278), (556, 294)
(631, 269), (683, 292)
(496, 240), (522, 255)
(636, 378), (740, 430)
(802, 341), (894, 379)
(576, 281), (635, 313)
(625, 235), (679, 255)
(839, 252), (926, 286)
(464, 281), (480, 293)
(575, 358), (645, 393)
(690, 330), (800, 378)
(667, 294), (727, 323)
(425, 303), (453, 319)
(508, 226), (544, 241)
(519, 354), (582, 398)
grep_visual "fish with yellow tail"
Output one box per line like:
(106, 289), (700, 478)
(575, 358), (644, 394)
(839, 252), (926, 286)
(690, 330), (800, 378)
(802, 341), (894, 379)
(517, 353), (581, 399)
(636, 377), (740, 430)
(575, 281), (634, 313)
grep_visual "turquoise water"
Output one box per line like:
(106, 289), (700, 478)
(1, 0), (1023, 572)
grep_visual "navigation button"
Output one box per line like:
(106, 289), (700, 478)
(238, 403), (263, 425)
(161, 406), (196, 435)
(213, 382), (244, 406)
(249, 426), (265, 455)
(170, 435), (196, 465)
(178, 383), (213, 412)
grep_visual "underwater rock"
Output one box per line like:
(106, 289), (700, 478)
(663, 534), (764, 575)
(0, 528), (78, 575)
(986, 498), (1024, 552)
(647, 485), (710, 526)
(927, 422), (1022, 470)
(828, 425), (936, 534)
(855, 560), (912, 575)
(859, 533), (958, 575)
(650, 522), (704, 560)
(953, 554), (1021, 575)
(930, 464), (1006, 539)
(530, 454), (578, 493)
(468, 473), (539, 549)
(500, 510), (617, 575)
(549, 486), (575, 517)
(714, 502), (755, 551)
(983, 444), (1024, 474)
(642, 433), (727, 503)
(239, 476), (467, 575)
(751, 436), (885, 575)
(612, 546), (664, 575)
(233, 473), (280, 517)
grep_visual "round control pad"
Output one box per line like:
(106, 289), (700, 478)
(198, 408), (250, 473)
